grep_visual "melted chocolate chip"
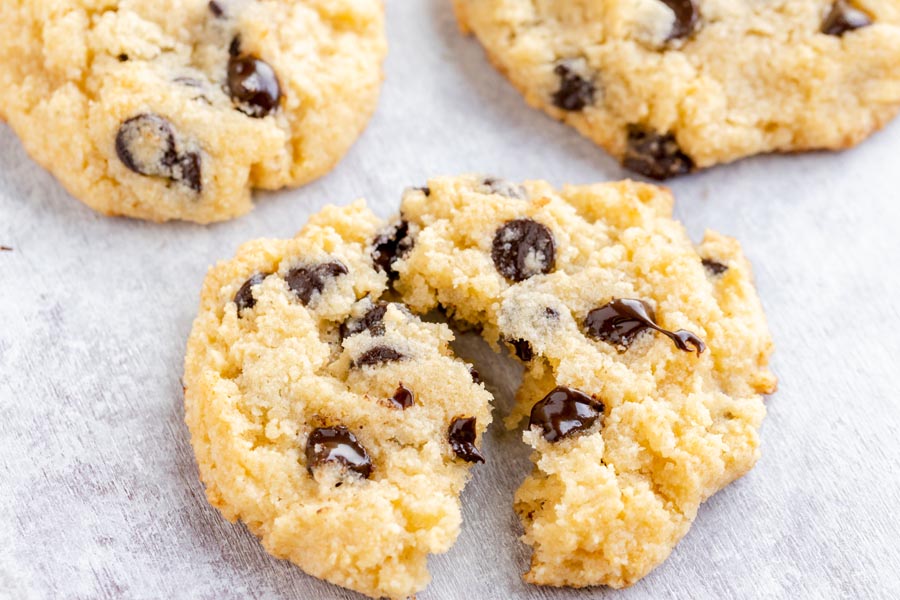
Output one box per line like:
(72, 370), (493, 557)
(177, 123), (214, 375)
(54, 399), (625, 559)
(529, 386), (604, 442)
(117, 54), (129, 62)
(208, 1), (225, 17)
(306, 426), (372, 479)
(286, 261), (349, 305)
(387, 384), (415, 410)
(448, 417), (485, 463)
(340, 302), (388, 340)
(115, 114), (202, 192)
(507, 339), (534, 362)
(353, 345), (405, 369)
(661, 0), (699, 40)
(702, 259), (729, 276)
(584, 298), (706, 355)
(233, 273), (267, 315)
(483, 177), (527, 199)
(822, 1), (872, 36)
(552, 63), (595, 111)
(622, 125), (694, 180)
(491, 219), (556, 282)
(227, 54), (282, 118)
(372, 220), (414, 281)
(468, 365), (481, 384)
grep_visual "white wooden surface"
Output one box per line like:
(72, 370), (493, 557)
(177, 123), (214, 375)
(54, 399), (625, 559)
(2, 2), (899, 598)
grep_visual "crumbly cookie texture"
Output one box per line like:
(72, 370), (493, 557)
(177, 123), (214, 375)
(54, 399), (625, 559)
(0, 1), (385, 223)
(453, 0), (900, 178)
(183, 201), (492, 599)
(395, 175), (776, 588)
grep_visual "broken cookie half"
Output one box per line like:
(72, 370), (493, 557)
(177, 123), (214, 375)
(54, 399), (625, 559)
(394, 175), (776, 588)
(183, 201), (491, 599)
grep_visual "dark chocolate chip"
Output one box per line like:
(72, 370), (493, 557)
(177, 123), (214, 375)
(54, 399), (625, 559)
(387, 383), (415, 410)
(115, 114), (202, 192)
(416, 186), (431, 197)
(228, 36), (241, 57)
(305, 426), (372, 479)
(661, 0), (699, 40)
(208, 1), (225, 17)
(491, 218), (556, 282)
(116, 114), (177, 174)
(702, 259), (729, 276)
(468, 365), (481, 384)
(448, 417), (485, 463)
(340, 302), (389, 340)
(286, 261), (348, 305)
(507, 338), (534, 362)
(372, 220), (414, 281)
(584, 298), (706, 355)
(353, 345), (405, 369)
(622, 124), (694, 180)
(117, 54), (129, 62)
(544, 307), (560, 319)
(822, 1), (872, 36)
(483, 177), (527, 199)
(529, 386), (604, 442)
(552, 63), (595, 111)
(176, 151), (202, 192)
(233, 273), (267, 316)
(227, 54), (282, 118)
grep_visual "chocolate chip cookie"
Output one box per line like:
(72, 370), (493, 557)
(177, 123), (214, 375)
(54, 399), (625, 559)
(453, 0), (900, 178)
(183, 201), (492, 599)
(0, 1), (385, 222)
(394, 175), (777, 588)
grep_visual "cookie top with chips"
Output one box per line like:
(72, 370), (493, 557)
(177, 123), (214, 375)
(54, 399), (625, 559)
(454, 0), (900, 177)
(0, 0), (385, 222)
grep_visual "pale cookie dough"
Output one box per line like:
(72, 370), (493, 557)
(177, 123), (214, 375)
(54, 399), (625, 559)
(0, 1), (386, 222)
(394, 175), (777, 588)
(453, 0), (900, 178)
(183, 201), (492, 599)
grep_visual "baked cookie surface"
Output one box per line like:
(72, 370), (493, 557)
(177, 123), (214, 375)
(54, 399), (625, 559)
(395, 175), (776, 588)
(183, 201), (492, 599)
(453, 0), (900, 178)
(0, 0), (385, 222)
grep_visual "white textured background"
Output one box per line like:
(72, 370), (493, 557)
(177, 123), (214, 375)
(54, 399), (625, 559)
(2, 2), (899, 599)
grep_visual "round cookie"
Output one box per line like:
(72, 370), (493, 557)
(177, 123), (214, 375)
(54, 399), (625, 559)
(453, 0), (900, 178)
(0, 1), (385, 222)
(394, 175), (776, 588)
(183, 201), (492, 599)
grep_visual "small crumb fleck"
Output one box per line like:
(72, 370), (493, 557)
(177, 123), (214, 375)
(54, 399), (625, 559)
(0, 246), (12, 252)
